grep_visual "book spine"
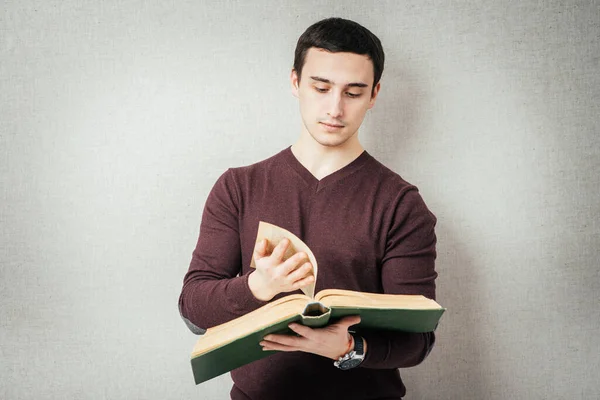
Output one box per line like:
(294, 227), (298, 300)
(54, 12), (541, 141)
(300, 301), (331, 327)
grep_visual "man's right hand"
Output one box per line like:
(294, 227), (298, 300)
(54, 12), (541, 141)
(248, 238), (314, 301)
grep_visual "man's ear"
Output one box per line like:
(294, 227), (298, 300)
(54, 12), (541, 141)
(291, 69), (299, 98)
(368, 82), (381, 109)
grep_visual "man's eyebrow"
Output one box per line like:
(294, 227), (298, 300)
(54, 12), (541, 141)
(309, 76), (369, 88)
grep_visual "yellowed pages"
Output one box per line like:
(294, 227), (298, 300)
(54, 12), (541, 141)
(249, 221), (318, 299)
(191, 294), (309, 357)
(316, 289), (443, 310)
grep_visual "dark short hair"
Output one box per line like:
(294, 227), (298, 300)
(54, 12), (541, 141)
(293, 17), (385, 95)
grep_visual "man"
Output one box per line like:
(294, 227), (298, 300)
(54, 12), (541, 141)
(179, 17), (438, 400)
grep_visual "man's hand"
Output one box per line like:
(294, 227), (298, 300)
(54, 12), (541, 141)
(259, 315), (363, 360)
(248, 238), (315, 301)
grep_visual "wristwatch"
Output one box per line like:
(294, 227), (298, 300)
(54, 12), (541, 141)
(333, 333), (365, 370)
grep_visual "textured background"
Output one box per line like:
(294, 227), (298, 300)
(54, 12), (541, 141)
(1, 1), (599, 399)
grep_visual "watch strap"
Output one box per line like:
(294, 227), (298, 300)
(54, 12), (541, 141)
(352, 334), (364, 355)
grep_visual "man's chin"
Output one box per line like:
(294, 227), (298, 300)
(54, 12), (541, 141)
(311, 134), (350, 148)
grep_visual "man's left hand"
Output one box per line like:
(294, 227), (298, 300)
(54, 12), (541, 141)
(260, 315), (361, 360)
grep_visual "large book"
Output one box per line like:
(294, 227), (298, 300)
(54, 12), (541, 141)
(189, 221), (446, 384)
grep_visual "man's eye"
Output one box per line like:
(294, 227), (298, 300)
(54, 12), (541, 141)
(315, 87), (328, 93)
(346, 92), (361, 98)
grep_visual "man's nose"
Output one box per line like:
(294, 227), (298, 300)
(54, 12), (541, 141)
(327, 93), (343, 119)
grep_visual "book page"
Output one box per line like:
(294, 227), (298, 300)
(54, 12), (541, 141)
(315, 289), (443, 310)
(191, 294), (308, 357)
(249, 221), (318, 299)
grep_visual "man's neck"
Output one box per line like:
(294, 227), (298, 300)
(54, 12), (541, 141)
(290, 135), (365, 180)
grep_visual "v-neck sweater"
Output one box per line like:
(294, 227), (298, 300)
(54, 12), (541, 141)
(179, 147), (438, 400)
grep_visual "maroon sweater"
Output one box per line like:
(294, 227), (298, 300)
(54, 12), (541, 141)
(179, 147), (438, 400)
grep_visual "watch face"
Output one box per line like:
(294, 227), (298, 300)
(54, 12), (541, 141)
(339, 358), (362, 370)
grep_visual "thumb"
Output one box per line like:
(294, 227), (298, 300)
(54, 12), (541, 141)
(254, 239), (268, 260)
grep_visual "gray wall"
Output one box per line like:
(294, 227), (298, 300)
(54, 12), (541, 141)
(1, 1), (599, 399)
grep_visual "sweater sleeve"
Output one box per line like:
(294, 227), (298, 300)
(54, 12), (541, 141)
(178, 169), (267, 334)
(360, 188), (438, 369)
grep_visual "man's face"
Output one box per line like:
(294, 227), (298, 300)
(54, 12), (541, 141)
(291, 48), (380, 148)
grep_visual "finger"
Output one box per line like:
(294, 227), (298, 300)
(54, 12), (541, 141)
(271, 239), (290, 262)
(280, 253), (309, 276)
(260, 341), (297, 352)
(290, 274), (315, 291)
(334, 315), (361, 329)
(253, 239), (268, 260)
(262, 333), (301, 348)
(286, 261), (313, 283)
(288, 322), (315, 339)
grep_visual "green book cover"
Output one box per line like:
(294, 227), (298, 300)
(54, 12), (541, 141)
(191, 301), (445, 385)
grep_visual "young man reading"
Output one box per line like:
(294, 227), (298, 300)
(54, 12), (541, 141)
(179, 17), (438, 400)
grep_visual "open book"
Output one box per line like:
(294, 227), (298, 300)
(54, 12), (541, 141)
(190, 222), (446, 384)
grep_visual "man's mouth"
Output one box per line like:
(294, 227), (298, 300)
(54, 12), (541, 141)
(320, 122), (344, 128)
